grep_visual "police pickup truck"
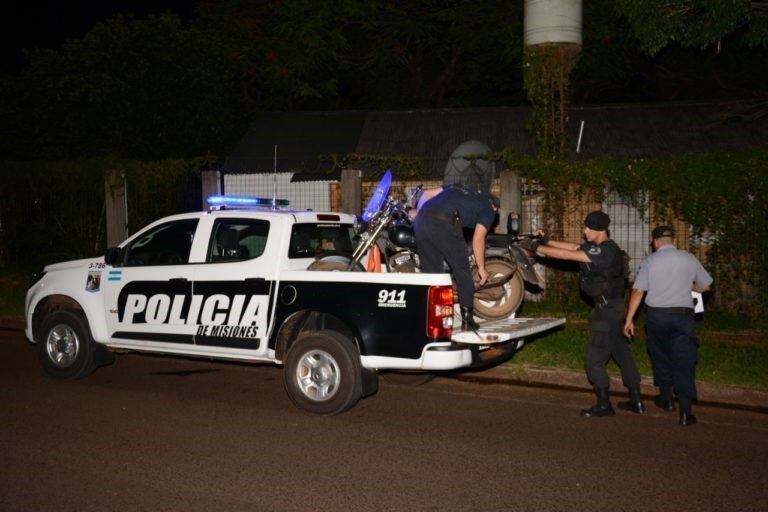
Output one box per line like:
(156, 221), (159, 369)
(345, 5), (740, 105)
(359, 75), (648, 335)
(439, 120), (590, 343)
(25, 198), (563, 414)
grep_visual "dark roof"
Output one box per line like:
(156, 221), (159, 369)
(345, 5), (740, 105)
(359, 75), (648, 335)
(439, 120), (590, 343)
(226, 100), (768, 181)
(567, 101), (768, 160)
(224, 110), (366, 177)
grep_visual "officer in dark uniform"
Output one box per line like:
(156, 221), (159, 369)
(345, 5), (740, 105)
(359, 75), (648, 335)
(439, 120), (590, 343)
(624, 226), (713, 426)
(527, 210), (645, 417)
(413, 184), (499, 330)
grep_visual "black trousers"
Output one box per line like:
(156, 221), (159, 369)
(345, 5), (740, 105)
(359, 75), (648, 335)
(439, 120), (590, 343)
(413, 215), (474, 308)
(585, 300), (642, 390)
(646, 310), (698, 400)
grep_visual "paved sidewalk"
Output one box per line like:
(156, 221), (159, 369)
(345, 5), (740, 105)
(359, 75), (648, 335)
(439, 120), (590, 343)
(4, 315), (766, 412)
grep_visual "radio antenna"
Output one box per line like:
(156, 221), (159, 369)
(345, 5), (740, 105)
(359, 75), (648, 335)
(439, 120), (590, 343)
(272, 144), (278, 210)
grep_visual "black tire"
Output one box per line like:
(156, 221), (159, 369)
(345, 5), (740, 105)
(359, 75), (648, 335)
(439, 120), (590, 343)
(283, 330), (363, 415)
(381, 371), (435, 386)
(474, 261), (525, 320)
(37, 310), (97, 379)
(307, 255), (365, 272)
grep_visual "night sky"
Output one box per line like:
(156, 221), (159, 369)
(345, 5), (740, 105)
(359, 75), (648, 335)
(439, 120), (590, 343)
(2, 0), (194, 73)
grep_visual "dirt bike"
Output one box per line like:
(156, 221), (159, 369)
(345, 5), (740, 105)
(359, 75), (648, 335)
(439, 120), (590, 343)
(308, 170), (542, 321)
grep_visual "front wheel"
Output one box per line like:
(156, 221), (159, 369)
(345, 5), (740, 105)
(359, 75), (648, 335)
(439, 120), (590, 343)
(474, 260), (525, 320)
(283, 330), (363, 414)
(37, 310), (97, 379)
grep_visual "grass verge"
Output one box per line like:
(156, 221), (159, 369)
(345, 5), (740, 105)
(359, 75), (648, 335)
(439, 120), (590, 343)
(512, 325), (768, 390)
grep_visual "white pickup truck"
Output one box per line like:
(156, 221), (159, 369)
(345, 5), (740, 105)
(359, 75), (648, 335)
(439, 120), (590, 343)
(25, 204), (563, 414)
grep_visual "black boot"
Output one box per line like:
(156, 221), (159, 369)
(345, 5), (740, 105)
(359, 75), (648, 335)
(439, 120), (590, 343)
(618, 387), (646, 414)
(460, 306), (479, 331)
(581, 388), (615, 417)
(678, 397), (697, 426)
(654, 387), (675, 412)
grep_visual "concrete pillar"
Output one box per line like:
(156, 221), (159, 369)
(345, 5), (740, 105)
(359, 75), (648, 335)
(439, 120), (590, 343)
(499, 169), (522, 234)
(201, 170), (221, 210)
(105, 170), (128, 247)
(340, 168), (361, 215)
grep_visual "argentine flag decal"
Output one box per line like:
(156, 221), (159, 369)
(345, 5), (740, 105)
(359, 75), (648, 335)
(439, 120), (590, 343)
(108, 270), (122, 282)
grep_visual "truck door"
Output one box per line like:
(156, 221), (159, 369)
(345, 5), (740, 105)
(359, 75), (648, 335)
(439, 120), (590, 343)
(104, 218), (199, 348)
(191, 216), (275, 358)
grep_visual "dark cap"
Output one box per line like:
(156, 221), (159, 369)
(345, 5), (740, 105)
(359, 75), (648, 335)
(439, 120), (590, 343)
(483, 192), (500, 209)
(652, 225), (675, 239)
(584, 210), (610, 231)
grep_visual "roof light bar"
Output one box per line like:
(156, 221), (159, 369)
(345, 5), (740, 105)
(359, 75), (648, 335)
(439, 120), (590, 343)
(207, 195), (290, 209)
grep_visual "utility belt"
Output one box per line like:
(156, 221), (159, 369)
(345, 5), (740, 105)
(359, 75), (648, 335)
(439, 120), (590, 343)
(420, 209), (461, 235)
(647, 306), (694, 316)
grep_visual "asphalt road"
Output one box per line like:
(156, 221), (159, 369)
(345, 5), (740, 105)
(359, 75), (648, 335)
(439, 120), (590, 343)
(2, 329), (767, 512)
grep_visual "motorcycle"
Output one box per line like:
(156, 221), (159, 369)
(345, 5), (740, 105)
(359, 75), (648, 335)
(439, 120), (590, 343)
(308, 170), (542, 320)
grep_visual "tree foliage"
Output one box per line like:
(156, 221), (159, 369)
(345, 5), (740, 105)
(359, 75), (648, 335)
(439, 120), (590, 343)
(615, 0), (768, 55)
(1, 1), (767, 160)
(1, 13), (251, 160)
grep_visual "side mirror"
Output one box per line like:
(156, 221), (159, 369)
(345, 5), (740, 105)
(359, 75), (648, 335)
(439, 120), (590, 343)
(105, 246), (123, 266)
(507, 213), (520, 236)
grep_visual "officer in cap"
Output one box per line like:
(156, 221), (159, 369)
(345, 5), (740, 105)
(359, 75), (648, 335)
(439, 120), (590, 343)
(414, 184), (499, 330)
(524, 210), (644, 417)
(624, 226), (713, 426)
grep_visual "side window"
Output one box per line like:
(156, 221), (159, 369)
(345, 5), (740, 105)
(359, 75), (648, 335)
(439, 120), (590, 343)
(207, 218), (270, 263)
(289, 223), (357, 258)
(123, 219), (199, 267)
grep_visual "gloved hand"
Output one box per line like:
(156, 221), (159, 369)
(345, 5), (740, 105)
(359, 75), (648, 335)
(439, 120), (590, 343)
(519, 237), (540, 252)
(532, 230), (549, 246)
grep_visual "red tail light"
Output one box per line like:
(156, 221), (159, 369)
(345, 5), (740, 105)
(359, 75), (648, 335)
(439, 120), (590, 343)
(427, 285), (454, 339)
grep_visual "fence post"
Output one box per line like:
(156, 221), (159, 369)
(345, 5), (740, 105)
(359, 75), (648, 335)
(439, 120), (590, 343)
(105, 170), (128, 247)
(201, 170), (221, 210)
(499, 169), (522, 234)
(340, 168), (361, 214)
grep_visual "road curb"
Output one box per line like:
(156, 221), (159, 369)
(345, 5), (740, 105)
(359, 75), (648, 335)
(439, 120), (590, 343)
(457, 363), (768, 413)
(0, 316), (24, 331)
(3, 314), (765, 412)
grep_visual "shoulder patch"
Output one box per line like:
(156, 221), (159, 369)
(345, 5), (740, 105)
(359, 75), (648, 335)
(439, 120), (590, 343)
(588, 246), (602, 255)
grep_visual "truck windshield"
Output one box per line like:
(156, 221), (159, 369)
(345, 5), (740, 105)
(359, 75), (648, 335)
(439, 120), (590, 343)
(288, 223), (358, 259)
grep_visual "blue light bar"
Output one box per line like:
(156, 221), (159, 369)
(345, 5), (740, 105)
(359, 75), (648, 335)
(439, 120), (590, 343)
(207, 195), (290, 208)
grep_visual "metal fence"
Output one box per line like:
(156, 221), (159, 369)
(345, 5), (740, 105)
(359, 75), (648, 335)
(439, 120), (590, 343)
(220, 171), (715, 304)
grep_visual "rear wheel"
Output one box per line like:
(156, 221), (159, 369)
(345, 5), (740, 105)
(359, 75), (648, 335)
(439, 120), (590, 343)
(37, 310), (97, 379)
(474, 260), (525, 320)
(307, 254), (365, 272)
(283, 330), (363, 414)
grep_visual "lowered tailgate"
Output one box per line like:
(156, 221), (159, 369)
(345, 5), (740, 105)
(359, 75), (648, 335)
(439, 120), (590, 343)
(451, 317), (565, 345)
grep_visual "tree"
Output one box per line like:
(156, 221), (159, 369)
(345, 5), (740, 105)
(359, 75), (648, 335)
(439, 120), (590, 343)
(615, 0), (768, 55)
(1, 13), (251, 160)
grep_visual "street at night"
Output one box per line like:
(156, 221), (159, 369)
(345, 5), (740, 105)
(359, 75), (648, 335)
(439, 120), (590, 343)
(1, 329), (766, 511)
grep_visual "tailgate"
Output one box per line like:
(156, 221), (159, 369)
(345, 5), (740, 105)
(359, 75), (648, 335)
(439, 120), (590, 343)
(451, 317), (565, 345)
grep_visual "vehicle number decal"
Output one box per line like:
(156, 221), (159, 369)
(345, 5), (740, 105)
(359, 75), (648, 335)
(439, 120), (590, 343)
(377, 289), (406, 308)
(88, 262), (106, 270)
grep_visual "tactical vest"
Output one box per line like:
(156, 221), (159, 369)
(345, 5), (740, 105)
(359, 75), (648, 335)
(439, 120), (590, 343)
(579, 239), (627, 300)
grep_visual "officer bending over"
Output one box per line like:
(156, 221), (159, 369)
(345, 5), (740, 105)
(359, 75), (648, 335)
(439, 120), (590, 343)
(624, 226), (712, 426)
(413, 184), (499, 331)
(525, 211), (645, 417)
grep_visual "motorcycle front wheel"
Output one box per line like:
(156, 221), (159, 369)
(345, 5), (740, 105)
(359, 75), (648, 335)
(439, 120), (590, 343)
(473, 259), (525, 320)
